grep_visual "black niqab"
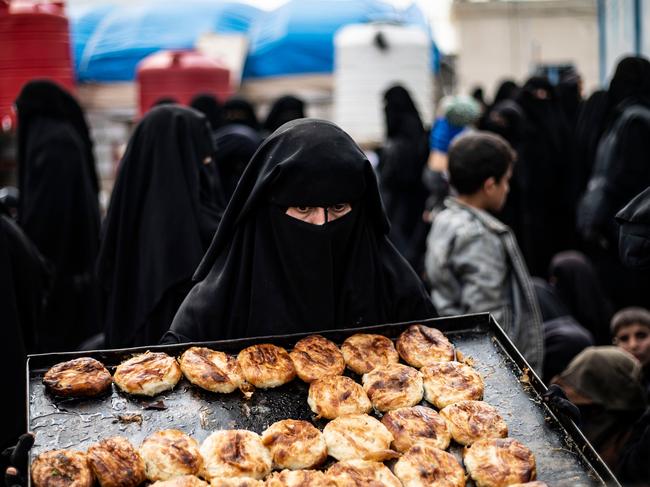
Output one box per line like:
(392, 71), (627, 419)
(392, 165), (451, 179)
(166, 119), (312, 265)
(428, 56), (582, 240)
(263, 95), (305, 134)
(15, 80), (101, 351)
(223, 97), (260, 131)
(607, 56), (650, 115)
(190, 93), (225, 131)
(164, 119), (436, 343)
(97, 105), (222, 348)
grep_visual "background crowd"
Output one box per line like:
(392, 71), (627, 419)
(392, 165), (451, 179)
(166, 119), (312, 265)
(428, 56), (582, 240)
(2, 55), (650, 485)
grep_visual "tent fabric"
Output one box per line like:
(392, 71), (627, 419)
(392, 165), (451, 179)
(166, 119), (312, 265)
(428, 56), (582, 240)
(71, 0), (439, 82)
(71, 1), (261, 82)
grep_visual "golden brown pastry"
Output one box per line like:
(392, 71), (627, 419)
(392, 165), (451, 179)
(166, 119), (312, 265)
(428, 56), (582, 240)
(42, 357), (112, 398)
(200, 430), (272, 480)
(289, 335), (345, 383)
(507, 483), (548, 487)
(327, 460), (401, 487)
(380, 405), (450, 452)
(265, 470), (333, 487)
(396, 325), (454, 368)
(179, 347), (244, 394)
(140, 429), (202, 481)
(340, 334), (399, 374)
(261, 419), (327, 470)
(463, 438), (536, 487)
(31, 450), (94, 487)
(237, 344), (296, 388)
(113, 352), (182, 396)
(322, 414), (397, 462)
(421, 361), (484, 408)
(393, 444), (465, 487)
(150, 476), (208, 487)
(439, 400), (508, 446)
(361, 363), (423, 412)
(209, 479), (265, 487)
(87, 436), (146, 487)
(307, 375), (372, 419)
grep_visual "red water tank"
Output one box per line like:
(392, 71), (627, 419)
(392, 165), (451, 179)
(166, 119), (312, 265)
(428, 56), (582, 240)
(137, 50), (232, 117)
(0, 0), (76, 130)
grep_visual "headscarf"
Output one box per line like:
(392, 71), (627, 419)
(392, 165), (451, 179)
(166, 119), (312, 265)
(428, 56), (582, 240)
(190, 93), (224, 131)
(97, 105), (222, 348)
(557, 346), (645, 411)
(493, 79), (520, 105)
(384, 85), (424, 138)
(223, 97), (260, 131)
(549, 251), (614, 345)
(607, 56), (650, 113)
(263, 95), (305, 134)
(164, 119), (436, 343)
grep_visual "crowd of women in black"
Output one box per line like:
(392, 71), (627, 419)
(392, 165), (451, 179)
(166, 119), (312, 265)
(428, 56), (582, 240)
(2, 55), (650, 485)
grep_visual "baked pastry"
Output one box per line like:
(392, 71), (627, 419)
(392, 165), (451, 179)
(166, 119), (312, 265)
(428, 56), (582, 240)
(307, 375), (371, 419)
(340, 334), (399, 374)
(200, 430), (272, 480)
(396, 325), (454, 368)
(507, 483), (548, 487)
(464, 437), (536, 487)
(209, 479), (265, 487)
(43, 357), (112, 398)
(261, 419), (327, 470)
(327, 460), (401, 487)
(361, 363), (423, 412)
(393, 444), (465, 487)
(421, 361), (484, 408)
(380, 406), (450, 452)
(140, 429), (202, 481)
(322, 414), (397, 462)
(237, 344), (296, 388)
(179, 347), (244, 394)
(31, 450), (94, 487)
(150, 476), (208, 487)
(87, 436), (146, 487)
(265, 470), (332, 486)
(289, 335), (345, 383)
(113, 352), (182, 396)
(439, 400), (508, 446)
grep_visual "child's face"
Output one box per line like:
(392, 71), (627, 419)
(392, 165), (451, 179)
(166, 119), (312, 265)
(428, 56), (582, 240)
(485, 165), (512, 212)
(614, 323), (650, 366)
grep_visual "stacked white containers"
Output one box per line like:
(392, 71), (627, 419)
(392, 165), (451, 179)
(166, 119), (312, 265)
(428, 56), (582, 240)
(334, 23), (433, 146)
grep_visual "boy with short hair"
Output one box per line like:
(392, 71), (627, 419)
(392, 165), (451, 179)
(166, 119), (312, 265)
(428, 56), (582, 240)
(425, 131), (544, 372)
(612, 307), (650, 396)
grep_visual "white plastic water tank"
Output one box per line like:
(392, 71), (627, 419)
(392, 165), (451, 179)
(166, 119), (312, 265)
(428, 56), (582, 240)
(334, 23), (434, 146)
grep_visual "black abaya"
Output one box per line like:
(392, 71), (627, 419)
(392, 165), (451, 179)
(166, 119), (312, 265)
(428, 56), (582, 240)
(163, 119), (436, 343)
(97, 105), (222, 348)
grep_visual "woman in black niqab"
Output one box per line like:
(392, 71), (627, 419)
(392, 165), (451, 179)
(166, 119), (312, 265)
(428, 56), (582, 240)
(15, 80), (101, 352)
(97, 105), (223, 348)
(223, 97), (260, 132)
(163, 119), (436, 343)
(190, 93), (225, 132)
(263, 95), (305, 135)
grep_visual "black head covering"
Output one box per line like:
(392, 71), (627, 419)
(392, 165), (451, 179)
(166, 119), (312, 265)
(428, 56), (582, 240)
(15, 80), (98, 194)
(549, 251), (614, 345)
(190, 93), (225, 131)
(493, 79), (519, 105)
(164, 119), (436, 343)
(15, 80), (101, 351)
(384, 85), (424, 138)
(213, 123), (262, 202)
(608, 56), (650, 111)
(223, 97), (260, 131)
(263, 95), (305, 134)
(97, 105), (223, 348)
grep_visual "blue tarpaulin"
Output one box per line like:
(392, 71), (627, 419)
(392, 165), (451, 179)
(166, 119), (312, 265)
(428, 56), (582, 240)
(71, 0), (261, 82)
(70, 0), (439, 82)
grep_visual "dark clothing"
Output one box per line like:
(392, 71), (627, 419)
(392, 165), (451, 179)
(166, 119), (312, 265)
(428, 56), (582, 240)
(616, 408), (650, 486)
(379, 86), (429, 265)
(0, 211), (48, 456)
(616, 186), (650, 269)
(223, 97), (260, 131)
(97, 106), (222, 348)
(549, 251), (613, 345)
(190, 94), (225, 131)
(263, 95), (305, 135)
(163, 119), (436, 343)
(213, 123), (262, 203)
(15, 81), (101, 352)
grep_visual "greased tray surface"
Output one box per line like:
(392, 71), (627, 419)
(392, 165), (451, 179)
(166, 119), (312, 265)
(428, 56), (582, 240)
(27, 313), (620, 486)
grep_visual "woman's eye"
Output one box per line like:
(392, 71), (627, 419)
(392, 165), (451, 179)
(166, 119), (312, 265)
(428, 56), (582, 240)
(331, 203), (348, 212)
(296, 206), (311, 214)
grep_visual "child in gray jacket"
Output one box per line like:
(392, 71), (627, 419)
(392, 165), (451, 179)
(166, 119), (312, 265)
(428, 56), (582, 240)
(425, 131), (544, 373)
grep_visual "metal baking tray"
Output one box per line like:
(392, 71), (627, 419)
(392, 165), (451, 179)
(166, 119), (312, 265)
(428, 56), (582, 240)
(27, 313), (621, 486)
